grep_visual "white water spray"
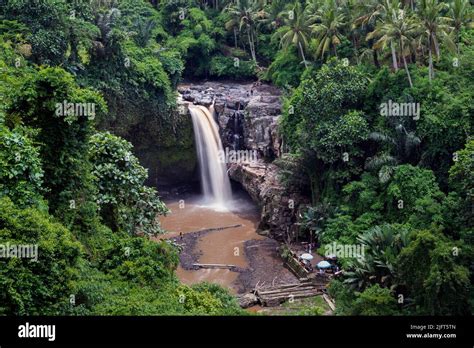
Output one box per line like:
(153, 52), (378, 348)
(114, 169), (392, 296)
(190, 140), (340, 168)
(188, 103), (232, 208)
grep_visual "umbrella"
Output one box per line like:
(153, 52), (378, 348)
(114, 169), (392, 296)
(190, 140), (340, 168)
(317, 261), (331, 269)
(300, 253), (314, 261)
(326, 254), (337, 260)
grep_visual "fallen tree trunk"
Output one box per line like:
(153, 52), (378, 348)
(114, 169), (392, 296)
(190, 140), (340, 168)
(183, 224), (242, 235)
(193, 263), (237, 270)
(257, 285), (319, 296)
(259, 288), (323, 297)
(259, 290), (324, 306)
(323, 294), (336, 311)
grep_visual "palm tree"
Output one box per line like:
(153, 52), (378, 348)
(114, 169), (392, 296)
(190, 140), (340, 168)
(343, 0), (363, 59)
(445, 0), (473, 54)
(305, 0), (324, 16)
(367, 2), (419, 87)
(310, 0), (346, 59)
(199, 0), (223, 11)
(353, 0), (397, 67)
(133, 18), (156, 47)
(224, 0), (266, 62)
(354, 0), (389, 28)
(418, 0), (455, 81)
(300, 201), (338, 244)
(344, 224), (410, 291)
(261, 0), (287, 30)
(225, 0), (247, 50)
(274, 2), (312, 67)
(366, 0), (403, 72)
(399, 14), (419, 87)
(366, 121), (421, 183)
(93, 8), (122, 58)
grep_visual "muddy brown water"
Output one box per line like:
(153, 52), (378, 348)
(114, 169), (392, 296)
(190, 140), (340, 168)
(159, 194), (264, 293)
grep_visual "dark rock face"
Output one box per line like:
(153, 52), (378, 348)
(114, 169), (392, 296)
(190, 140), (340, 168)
(128, 110), (198, 189)
(228, 162), (310, 241)
(178, 81), (283, 159)
(178, 81), (310, 240)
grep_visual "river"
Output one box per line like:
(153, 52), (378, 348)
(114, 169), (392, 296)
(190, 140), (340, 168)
(160, 189), (297, 294)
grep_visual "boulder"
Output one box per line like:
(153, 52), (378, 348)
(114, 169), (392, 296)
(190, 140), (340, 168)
(238, 293), (259, 308)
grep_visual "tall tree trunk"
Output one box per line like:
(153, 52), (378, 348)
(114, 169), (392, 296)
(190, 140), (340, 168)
(233, 27), (238, 48)
(69, 33), (78, 64)
(309, 175), (319, 206)
(411, 51), (416, 64)
(428, 43), (433, 82)
(247, 30), (256, 62)
(299, 41), (309, 68)
(433, 36), (440, 58)
(456, 30), (460, 55)
(391, 42), (399, 71)
(401, 44), (413, 88)
(373, 49), (380, 68)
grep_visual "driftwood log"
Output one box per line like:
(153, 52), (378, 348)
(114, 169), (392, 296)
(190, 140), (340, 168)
(192, 263), (237, 270)
(180, 224), (242, 235)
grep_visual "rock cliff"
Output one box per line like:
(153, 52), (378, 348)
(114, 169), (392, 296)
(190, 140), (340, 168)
(178, 81), (310, 240)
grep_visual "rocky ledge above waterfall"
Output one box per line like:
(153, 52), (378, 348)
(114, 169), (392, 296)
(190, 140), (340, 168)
(178, 81), (282, 159)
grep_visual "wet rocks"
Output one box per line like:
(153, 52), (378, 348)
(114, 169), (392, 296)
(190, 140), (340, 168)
(229, 161), (310, 241)
(238, 293), (259, 308)
(178, 81), (282, 158)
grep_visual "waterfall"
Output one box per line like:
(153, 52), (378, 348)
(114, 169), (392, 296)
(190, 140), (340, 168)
(188, 104), (232, 208)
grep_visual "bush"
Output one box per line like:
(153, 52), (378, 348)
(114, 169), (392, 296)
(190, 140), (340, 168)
(66, 261), (183, 316)
(265, 48), (305, 88)
(341, 165), (444, 228)
(0, 197), (82, 315)
(397, 230), (471, 315)
(446, 140), (474, 238)
(209, 55), (257, 80)
(0, 126), (44, 207)
(327, 279), (356, 315)
(176, 284), (228, 315)
(99, 236), (178, 286)
(191, 282), (243, 315)
(352, 285), (399, 316)
(89, 131), (168, 236)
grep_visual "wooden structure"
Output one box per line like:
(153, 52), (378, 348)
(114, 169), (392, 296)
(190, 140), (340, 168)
(281, 247), (311, 280)
(255, 281), (326, 307)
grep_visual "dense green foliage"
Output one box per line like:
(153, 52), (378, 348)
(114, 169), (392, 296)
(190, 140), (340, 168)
(0, 197), (82, 315)
(89, 131), (168, 235)
(0, 0), (246, 316)
(0, 0), (472, 317)
(0, 126), (44, 207)
(275, 0), (473, 316)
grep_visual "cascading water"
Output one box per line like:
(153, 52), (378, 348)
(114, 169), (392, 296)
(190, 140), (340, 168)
(188, 103), (232, 208)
